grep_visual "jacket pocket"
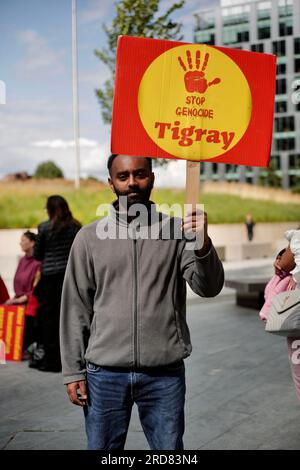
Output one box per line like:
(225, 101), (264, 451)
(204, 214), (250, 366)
(173, 309), (189, 355)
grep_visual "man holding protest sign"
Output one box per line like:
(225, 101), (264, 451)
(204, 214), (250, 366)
(60, 153), (224, 450)
(60, 34), (275, 450)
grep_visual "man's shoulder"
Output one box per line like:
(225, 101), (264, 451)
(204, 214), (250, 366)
(75, 218), (109, 240)
(77, 220), (98, 236)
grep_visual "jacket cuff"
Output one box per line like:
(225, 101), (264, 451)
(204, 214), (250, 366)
(194, 238), (213, 260)
(63, 372), (86, 385)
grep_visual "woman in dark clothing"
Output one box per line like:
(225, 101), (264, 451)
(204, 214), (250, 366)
(33, 195), (81, 372)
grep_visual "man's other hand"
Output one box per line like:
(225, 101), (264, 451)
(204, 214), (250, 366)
(66, 380), (88, 407)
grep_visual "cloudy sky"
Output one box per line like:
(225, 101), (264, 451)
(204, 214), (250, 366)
(0, 0), (219, 186)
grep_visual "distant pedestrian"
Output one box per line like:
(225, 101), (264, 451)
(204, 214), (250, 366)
(32, 195), (81, 372)
(245, 213), (255, 242)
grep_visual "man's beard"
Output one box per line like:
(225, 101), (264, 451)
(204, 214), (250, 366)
(114, 186), (152, 208)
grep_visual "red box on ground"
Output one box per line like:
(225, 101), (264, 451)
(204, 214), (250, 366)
(0, 305), (25, 361)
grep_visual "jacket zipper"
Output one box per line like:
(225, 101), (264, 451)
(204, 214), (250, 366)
(133, 238), (139, 368)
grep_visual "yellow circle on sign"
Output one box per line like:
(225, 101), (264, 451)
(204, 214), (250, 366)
(138, 44), (252, 160)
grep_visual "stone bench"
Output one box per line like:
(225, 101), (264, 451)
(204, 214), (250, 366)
(225, 243), (273, 261)
(225, 277), (268, 309)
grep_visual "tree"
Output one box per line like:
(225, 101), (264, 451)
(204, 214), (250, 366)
(34, 161), (64, 179)
(94, 0), (185, 167)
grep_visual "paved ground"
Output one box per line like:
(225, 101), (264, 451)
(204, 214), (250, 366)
(1, 295), (300, 450)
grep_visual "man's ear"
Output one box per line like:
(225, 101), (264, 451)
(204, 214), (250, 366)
(108, 177), (115, 193)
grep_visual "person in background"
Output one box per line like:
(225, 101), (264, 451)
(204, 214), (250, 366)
(0, 275), (9, 304)
(33, 195), (81, 372)
(5, 231), (41, 356)
(285, 229), (300, 401)
(259, 230), (300, 402)
(245, 213), (255, 242)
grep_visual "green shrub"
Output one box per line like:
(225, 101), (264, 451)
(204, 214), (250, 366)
(34, 161), (64, 179)
(291, 185), (300, 194)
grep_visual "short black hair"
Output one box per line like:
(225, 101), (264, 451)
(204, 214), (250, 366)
(23, 230), (37, 243)
(107, 154), (152, 176)
(277, 248), (286, 257)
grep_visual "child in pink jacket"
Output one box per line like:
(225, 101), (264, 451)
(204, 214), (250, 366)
(259, 235), (300, 402)
(259, 247), (296, 321)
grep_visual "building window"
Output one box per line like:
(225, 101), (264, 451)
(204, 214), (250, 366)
(273, 40), (286, 57)
(225, 164), (238, 173)
(278, 0), (293, 37)
(276, 78), (286, 94)
(257, 1), (271, 39)
(222, 6), (250, 45)
(245, 166), (254, 184)
(289, 154), (300, 169)
(251, 43), (264, 52)
(276, 138), (295, 150)
(277, 62), (286, 74)
(275, 116), (294, 132)
(288, 154), (300, 187)
(279, 17), (293, 36)
(258, 20), (271, 39)
(223, 25), (249, 44)
(295, 38), (300, 54)
(212, 163), (218, 174)
(194, 13), (216, 45)
(295, 58), (300, 74)
(194, 30), (215, 45)
(275, 101), (287, 113)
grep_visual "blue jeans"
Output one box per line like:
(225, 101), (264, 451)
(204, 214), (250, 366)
(84, 362), (186, 450)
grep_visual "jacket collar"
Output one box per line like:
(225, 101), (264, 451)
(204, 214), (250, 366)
(110, 199), (159, 228)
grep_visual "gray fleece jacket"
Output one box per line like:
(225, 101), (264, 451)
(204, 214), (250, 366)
(60, 202), (224, 384)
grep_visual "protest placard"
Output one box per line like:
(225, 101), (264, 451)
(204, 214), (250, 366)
(0, 305), (25, 361)
(111, 36), (276, 205)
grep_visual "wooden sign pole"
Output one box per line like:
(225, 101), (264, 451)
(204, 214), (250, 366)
(185, 160), (200, 213)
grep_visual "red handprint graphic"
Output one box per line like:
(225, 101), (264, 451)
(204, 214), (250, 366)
(178, 50), (221, 94)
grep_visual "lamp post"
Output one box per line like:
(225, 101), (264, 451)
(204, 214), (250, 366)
(72, 0), (80, 188)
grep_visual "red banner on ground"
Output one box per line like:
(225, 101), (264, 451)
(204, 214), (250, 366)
(111, 36), (276, 167)
(0, 305), (25, 361)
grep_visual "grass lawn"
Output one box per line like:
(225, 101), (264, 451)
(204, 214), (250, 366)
(0, 179), (299, 228)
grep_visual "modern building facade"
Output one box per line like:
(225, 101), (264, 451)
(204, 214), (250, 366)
(194, 0), (300, 188)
